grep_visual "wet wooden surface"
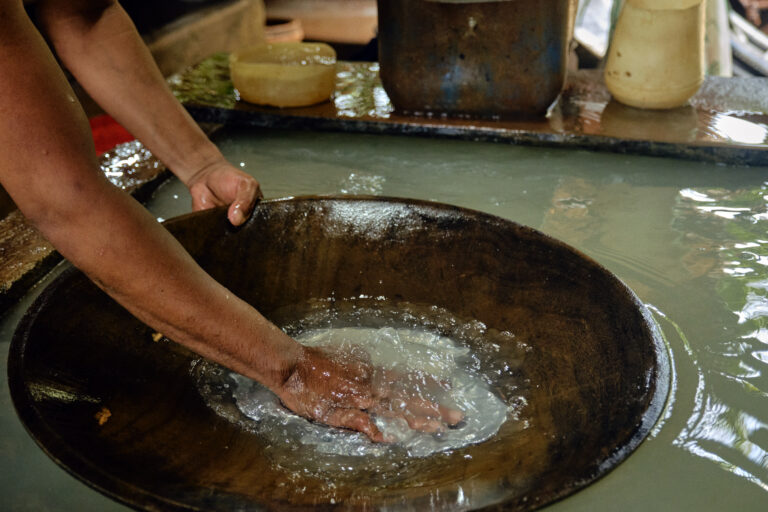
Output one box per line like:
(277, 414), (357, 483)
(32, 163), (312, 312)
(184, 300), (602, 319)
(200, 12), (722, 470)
(9, 197), (669, 511)
(176, 56), (768, 166)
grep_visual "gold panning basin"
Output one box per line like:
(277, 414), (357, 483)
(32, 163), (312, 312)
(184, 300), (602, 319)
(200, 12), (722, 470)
(9, 196), (669, 511)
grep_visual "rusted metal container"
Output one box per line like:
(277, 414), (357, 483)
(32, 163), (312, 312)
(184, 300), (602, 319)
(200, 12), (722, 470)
(377, 0), (574, 117)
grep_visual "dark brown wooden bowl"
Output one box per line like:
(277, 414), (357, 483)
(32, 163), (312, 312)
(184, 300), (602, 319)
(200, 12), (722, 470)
(8, 196), (669, 511)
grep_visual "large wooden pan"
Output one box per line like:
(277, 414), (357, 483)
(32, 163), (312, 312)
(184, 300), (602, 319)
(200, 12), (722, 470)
(9, 196), (669, 511)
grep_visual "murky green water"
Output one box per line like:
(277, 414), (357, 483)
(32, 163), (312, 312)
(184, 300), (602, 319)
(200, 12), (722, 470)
(2, 128), (768, 510)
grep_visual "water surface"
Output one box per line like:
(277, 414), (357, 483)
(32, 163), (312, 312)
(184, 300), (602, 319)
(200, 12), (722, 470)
(2, 128), (768, 510)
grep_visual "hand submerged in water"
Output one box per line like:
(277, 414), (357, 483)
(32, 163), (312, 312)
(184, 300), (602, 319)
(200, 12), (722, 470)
(275, 346), (464, 442)
(186, 160), (263, 226)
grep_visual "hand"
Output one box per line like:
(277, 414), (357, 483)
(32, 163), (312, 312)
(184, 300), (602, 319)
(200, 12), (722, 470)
(186, 160), (263, 226)
(276, 346), (464, 442)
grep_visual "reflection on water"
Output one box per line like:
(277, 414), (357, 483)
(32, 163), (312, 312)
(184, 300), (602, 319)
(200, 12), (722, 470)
(705, 114), (768, 145)
(536, 168), (768, 499)
(339, 172), (386, 195)
(572, 101), (768, 146)
(672, 180), (768, 491)
(334, 62), (393, 119)
(143, 129), (768, 510)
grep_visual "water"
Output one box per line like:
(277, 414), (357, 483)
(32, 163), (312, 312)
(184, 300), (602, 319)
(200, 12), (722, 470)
(197, 303), (514, 461)
(2, 128), (768, 510)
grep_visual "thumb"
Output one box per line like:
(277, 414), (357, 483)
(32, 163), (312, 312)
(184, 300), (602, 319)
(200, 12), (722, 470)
(227, 178), (261, 225)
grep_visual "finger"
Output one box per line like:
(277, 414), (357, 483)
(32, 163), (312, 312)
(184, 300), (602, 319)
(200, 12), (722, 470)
(227, 177), (261, 226)
(374, 406), (444, 433)
(375, 394), (464, 427)
(324, 408), (386, 442)
(190, 183), (224, 211)
(405, 398), (463, 425)
(379, 392), (441, 419)
(439, 405), (465, 425)
(404, 396), (442, 417)
(403, 414), (444, 433)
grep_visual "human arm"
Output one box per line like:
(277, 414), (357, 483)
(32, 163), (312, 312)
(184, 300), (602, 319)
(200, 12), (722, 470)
(0, 0), (459, 441)
(0, 0), (297, 393)
(34, 0), (259, 225)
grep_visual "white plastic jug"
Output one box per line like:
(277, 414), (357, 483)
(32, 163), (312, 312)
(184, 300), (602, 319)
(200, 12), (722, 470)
(604, 0), (705, 109)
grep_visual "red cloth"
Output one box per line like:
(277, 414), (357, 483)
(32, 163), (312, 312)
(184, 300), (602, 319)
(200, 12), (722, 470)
(89, 114), (134, 154)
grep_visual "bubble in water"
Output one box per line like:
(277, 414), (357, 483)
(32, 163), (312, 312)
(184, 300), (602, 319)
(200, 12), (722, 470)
(196, 299), (528, 477)
(231, 327), (508, 458)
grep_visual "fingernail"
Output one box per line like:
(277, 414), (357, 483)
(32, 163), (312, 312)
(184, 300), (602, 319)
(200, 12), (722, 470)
(230, 206), (243, 225)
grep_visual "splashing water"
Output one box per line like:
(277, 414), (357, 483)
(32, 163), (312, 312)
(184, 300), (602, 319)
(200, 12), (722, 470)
(197, 299), (525, 468)
(231, 326), (507, 458)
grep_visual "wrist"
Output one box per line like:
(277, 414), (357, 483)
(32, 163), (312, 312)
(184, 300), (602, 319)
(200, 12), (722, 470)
(172, 142), (228, 187)
(250, 322), (306, 392)
(274, 343), (306, 391)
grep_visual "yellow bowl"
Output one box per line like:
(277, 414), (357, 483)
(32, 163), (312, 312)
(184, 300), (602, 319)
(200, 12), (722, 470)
(229, 43), (337, 108)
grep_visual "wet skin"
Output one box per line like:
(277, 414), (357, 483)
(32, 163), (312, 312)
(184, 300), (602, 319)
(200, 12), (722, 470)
(0, 0), (458, 440)
(280, 346), (464, 441)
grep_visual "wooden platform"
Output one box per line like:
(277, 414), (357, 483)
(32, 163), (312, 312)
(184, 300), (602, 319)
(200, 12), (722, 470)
(177, 55), (768, 167)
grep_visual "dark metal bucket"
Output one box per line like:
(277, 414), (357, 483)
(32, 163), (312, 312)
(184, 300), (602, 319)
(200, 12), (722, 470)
(377, 0), (574, 117)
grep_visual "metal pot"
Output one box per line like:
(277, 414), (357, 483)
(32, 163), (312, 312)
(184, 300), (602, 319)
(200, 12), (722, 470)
(377, 0), (575, 117)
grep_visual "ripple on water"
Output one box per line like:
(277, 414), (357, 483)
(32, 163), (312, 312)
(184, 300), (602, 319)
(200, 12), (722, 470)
(673, 182), (768, 491)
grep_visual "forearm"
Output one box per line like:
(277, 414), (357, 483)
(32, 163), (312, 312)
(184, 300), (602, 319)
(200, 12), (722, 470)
(0, 1), (300, 390)
(35, 0), (224, 185)
(0, 1), (443, 443)
(58, 186), (301, 389)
